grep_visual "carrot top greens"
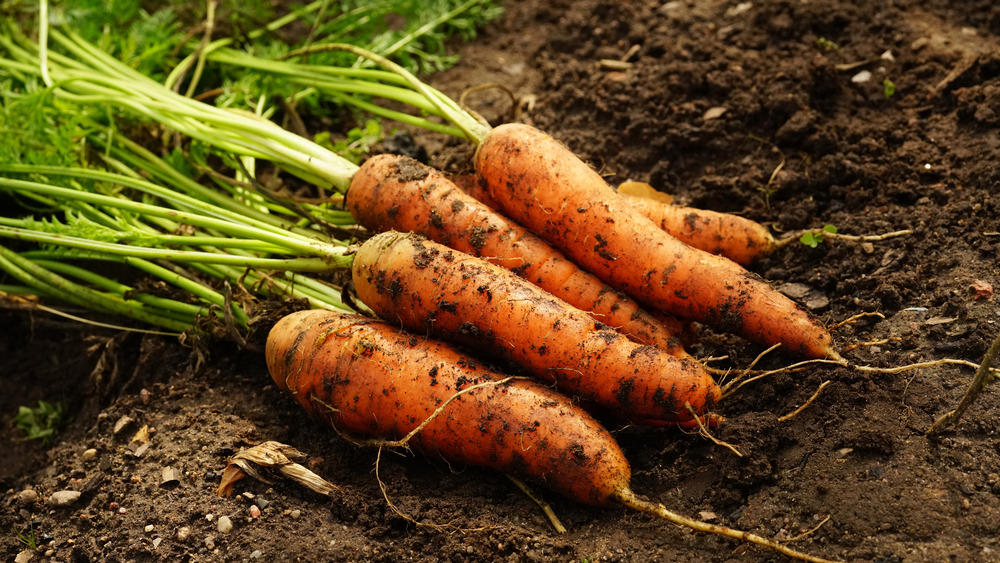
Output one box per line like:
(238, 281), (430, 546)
(0, 0), (502, 337)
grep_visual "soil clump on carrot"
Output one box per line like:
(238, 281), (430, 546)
(3, 0), (1000, 561)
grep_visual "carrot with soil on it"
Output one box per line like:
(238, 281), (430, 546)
(265, 309), (629, 506)
(346, 153), (690, 356)
(266, 309), (842, 563)
(455, 171), (777, 267)
(472, 123), (842, 361)
(615, 191), (777, 267)
(324, 44), (842, 362)
(458, 168), (911, 268)
(614, 185), (912, 265)
(350, 230), (720, 426)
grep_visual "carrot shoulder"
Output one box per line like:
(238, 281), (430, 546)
(474, 123), (839, 360)
(351, 231), (721, 425)
(347, 154), (689, 356)
(266, 309), (631, 506)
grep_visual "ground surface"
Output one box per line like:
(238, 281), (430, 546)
(3, 0), (1000, 561)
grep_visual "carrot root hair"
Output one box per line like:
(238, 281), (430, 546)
(614, 488), (843, 563)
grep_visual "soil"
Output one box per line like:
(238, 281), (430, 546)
(3, 0), (1000, 561)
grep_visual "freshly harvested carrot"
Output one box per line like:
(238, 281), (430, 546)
(351, 230), (720, 425)
(347, 154), (689, 356)
(268, 309), (839, 562)
(448, 159), (777, 268)
(616, 192), (777, 267)
(474, 123), (841, 361)
(265, 309), (630, 505)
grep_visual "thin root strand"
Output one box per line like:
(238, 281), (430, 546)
(684, 402), (742, 457)
(615, 488), (843, 563)
(773, 229), (913, 250)
(506, 474), (567, 533)
(778, 381), (831, 422)
(831, 311), (885, 331)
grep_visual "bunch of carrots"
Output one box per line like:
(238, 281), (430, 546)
(0, 19), (858, 563)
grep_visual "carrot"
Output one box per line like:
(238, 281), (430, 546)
(431, 170), (784, 268)
(265, 309), (630, 505)
(473, 123), (841, 361)
(350, 230), (720, 425)
(347, 154), (689, 356)
(268, 309), (840, 563)
(616, 192), (777, 267)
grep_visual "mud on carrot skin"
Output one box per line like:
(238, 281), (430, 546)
(350, 230), (721, 426)
(616, 192), (778, 267)
(473, 123), (841, 361)
(265, 309), (631, 506)
(347, 153), (690, 356)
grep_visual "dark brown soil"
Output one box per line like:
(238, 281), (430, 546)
(3, 0), (1000, 561)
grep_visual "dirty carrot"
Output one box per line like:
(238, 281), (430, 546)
(614, 190), (912, 266)
(456, 172), (776, 268)
(266, 309), (629, 505)
(616, 192), (777, 267)
(351, 230), (720, 425)
(474, 123), (841, 361)
(347, 153), (689, 356)
(267, 309), (841, 563)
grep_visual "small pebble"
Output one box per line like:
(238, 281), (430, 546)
(140, 388), (151, 405)
(14, 550), (34, 563)
(250, 550), (263, 559)
(176, 526), (191, 542)
(118, 507), (127, 514)
(290, 509), (301, 520)
(255, 498), (270, 510)
(152, 537), (162, 548)
(47, 490), (82, 508)
(851, 70), (872, 83)
(17, 489), (38, 504)
(81, 449), (97, 462)
(249, 505), (261, 519)
(144, 524), (155, 533)
(113, 415), (135, 436)
(217, 515), (233, 534)
(204, 536), (216, 550)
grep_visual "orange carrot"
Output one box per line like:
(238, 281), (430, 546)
(268, 309), (839, 562)
(347, 154), (689, 356)
(473, 123), (840, 361)
(265, 309), (630, 506)
(454, 166), (778, 267)
(351, 230), (721, 425)
(617, 192), (778, 267)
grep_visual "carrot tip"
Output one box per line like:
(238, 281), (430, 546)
(825, 349), (847, 364)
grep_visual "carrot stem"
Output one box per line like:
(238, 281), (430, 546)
(317, 43), (491, 143)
